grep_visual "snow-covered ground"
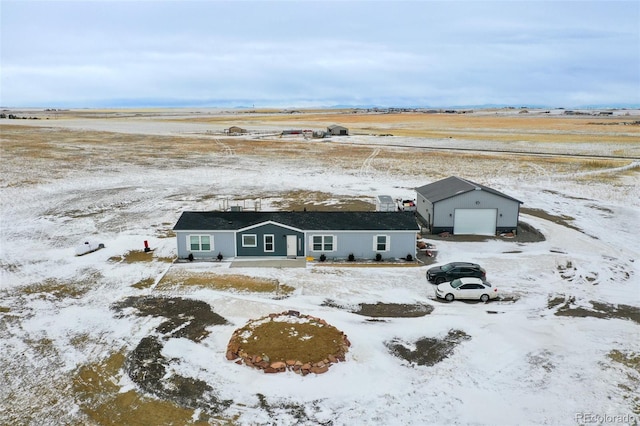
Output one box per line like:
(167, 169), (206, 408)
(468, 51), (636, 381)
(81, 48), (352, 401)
(1, 114), (639, 425)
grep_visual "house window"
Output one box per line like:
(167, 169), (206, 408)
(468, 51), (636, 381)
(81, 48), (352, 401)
(242, 234), (257, 247)
(374, 235), (389, 251)
(189, 235), (212, 251)
(312, 235), (334, 251)
(264, 234), (274, 252)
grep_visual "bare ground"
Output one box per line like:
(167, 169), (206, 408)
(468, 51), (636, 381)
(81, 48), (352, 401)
(385, 329), (472, 366)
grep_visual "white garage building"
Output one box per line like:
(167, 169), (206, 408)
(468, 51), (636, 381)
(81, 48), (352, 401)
(416, 176), (523, 235)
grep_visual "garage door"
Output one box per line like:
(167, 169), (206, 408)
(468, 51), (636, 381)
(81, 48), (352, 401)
(454, 209), (497, 235)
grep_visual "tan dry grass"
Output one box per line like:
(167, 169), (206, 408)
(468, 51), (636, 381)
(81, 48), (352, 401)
(272, 190), (375, 211)
(131, 277), (156, 289)
(607, 349), (640, 414)
(2, 113), (637, 192)
(73, 351), (217, 425)
(157, 270), (295, 295)
(169, 111), (640, 144)
(2, 122), (634, 177)
(231, 318), (345, 365)
(109, 250), (174, 264)
(19, 277), (96, 300)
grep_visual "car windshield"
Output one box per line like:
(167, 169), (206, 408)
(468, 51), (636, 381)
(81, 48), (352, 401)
(441, 264), (454, 272)
(450, 279), (463, 288)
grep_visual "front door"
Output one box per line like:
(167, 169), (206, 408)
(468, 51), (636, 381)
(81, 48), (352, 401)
(286, 235), (297, 258)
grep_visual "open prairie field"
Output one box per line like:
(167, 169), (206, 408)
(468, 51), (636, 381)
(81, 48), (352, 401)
(1, 108), (639, 425)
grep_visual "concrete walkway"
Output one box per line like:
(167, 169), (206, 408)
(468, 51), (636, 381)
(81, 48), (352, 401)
(229, 257), (308, 268)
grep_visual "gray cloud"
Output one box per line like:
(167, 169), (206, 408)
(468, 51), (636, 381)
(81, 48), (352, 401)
(2, 1), (638, 107)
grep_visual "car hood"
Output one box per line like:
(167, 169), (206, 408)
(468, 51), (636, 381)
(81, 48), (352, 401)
(435, 282), (454, 291)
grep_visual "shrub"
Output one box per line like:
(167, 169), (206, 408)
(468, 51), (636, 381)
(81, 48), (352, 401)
(348, 253), (355, 262)
(375, 253), (382, 262)
(319, 254), (327, 262)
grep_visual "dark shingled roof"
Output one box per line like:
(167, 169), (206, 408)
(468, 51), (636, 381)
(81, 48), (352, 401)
(415, 176), (522, 204)
(173, 211), (419, 231)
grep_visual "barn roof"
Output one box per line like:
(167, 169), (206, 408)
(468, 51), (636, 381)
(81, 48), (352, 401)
(174, 211), (419, 231)
(327, 124), (348, 130)
(415, 176), (522, 204)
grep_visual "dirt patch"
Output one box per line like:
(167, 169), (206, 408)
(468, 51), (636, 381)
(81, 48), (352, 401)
(322, 299), (434, 318)
(111, 296), (233, 416)
(521, 207), (581, 233)
(126, 336), (232, 413)
(112, 296), (228, 341)
(385, 329), (471, 366)
(555, 259), (600, 284)
(255, 393), (322, 424)
(547, 294), (567, 309)
(552, 296), (640, 324)
(353, 302), (434, 318)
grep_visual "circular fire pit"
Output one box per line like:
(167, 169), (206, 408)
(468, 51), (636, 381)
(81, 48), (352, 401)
(226, 310), (350, 375)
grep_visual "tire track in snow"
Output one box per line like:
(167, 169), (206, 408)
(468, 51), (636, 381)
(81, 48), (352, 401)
(336, 139), (640, 161)
(566, 160), (640, 177)
(213, 137), (235, 156)
(359, 148), (380, 177)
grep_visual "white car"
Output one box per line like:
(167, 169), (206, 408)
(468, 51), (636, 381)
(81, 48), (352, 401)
(435, 277), (498, 302)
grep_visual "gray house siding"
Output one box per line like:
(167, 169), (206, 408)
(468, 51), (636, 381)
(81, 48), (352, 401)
(236, 223), (304, 257)
(416, 176), (522, 235)
(306, 230), (416, 260)
(176, 228), (417, 260)
(431, 191), (519, 234)
(175, 231), (235, 259)
(174, 211), (419, 260)
(416, 193), (433, 229)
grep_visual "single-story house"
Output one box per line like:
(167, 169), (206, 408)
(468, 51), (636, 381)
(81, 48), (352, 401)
(327, 125), (349, 136)
(173, 211), (418, 260)
(415, 176), (522, 235)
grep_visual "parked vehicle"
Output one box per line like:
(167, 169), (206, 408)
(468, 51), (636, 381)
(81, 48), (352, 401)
(426, 262), (486, 284)
(435, 277), (498, 302)
(397, 199), (417, 212)
(75, 240), (105, 256)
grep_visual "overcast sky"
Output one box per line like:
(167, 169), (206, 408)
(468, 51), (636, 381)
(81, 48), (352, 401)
(2, 1), (639, 108)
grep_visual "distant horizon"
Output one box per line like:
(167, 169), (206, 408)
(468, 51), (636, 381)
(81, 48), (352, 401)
(2, 101), (639, 111)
